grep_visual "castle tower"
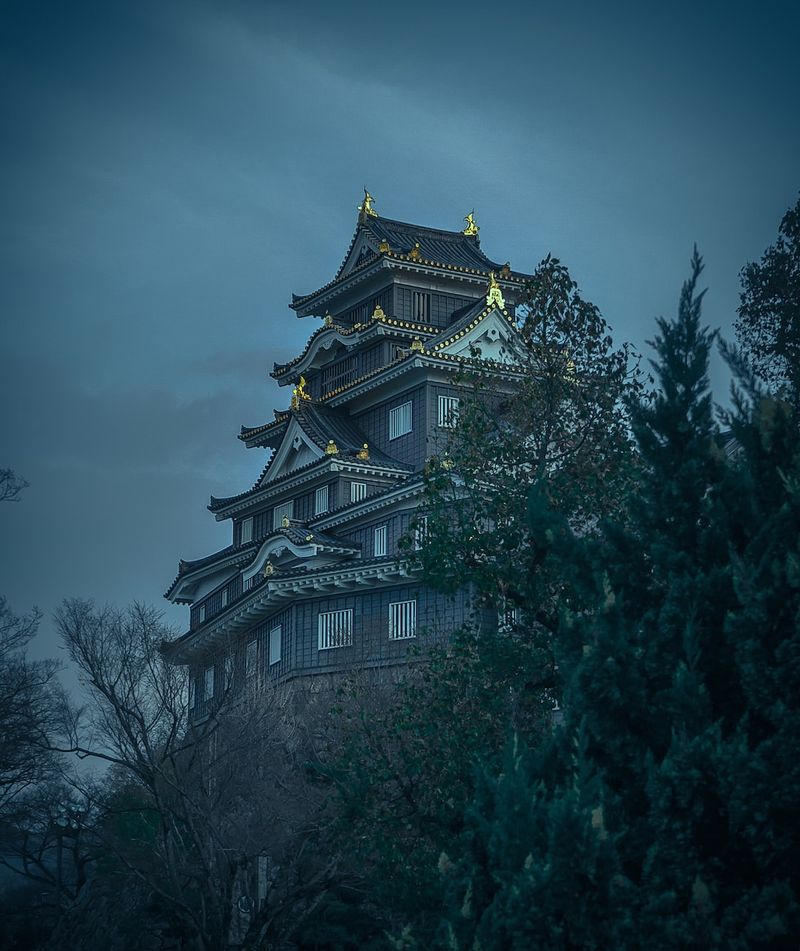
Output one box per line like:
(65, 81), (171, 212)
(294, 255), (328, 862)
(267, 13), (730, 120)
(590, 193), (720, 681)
(164, 194), (529, 717)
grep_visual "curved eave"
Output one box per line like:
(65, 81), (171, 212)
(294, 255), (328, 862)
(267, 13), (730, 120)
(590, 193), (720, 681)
(272, 316), (439, 382)
(291, 251), (527, 318)
(164, 542), (257, 603)
(162, 558), (415, 663)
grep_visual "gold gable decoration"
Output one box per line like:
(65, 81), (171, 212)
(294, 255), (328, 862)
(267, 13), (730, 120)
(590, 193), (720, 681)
(372, 303), (386, 320)
(281, 515), (290, 528)
(264, 562), (275, 577)
(486, 272), (505, 310)
(408, 242), (422, 261)
(358, 188), (378, 219)
(378, 239), (390, 253)
(462, 211), (480, 236)
(357, 443), (370, 460)
(325, 440), (339, 455)
(410, 337), (425, 352)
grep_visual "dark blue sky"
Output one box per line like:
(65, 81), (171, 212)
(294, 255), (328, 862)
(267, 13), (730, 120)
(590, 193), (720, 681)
(1, 0), (798, 671)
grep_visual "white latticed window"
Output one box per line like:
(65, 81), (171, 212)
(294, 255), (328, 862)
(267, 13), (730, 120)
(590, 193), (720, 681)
(240, 516), (253, 543)
(438, 395), (460, 428)
(318, 609), (353, 650)
(388, 401), (412, 440)
(273, 501), (293, 529)
(314, 485), (329, 515)
(269, 625), (282, 666)
(374, 524), (387, 557)
(350, 481), (367, 503)
(413, 515), (428, 550)
(389, 600), (417, 640)
(245, 640), (257, 679)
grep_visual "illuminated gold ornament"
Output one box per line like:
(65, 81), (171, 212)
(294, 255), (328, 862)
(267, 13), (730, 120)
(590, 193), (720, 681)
(499, 262), (511, 277)
(358, 188), (378, 219)
(281, 515), (290, 528)
(378, 239), (390, 253)
(264, 562), (274, 576)
(357, 443), (370, 460)
(410, 337), (424, 352)
(305, 533), (314, 542)
(486, 272), (505, 309)
(325, 440), (339, 455)
(462, 211), (480, 236)
(324, 313), (334, 327)
(441, 455), (454, 470)
(372, 303), (386, 320)
(408, 242), (422, 261)
(290, 375), (311, 410)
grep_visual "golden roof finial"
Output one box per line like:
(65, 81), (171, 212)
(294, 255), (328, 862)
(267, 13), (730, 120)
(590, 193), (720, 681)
(264, 561), (274, 576)
(372, 303), (386, 320)
(290, 375), (311, 410)
(358, 188), (378, 219)
(325, 439), (339, 455)
(408, 242), (422, 261)
(410, 337), (425, 352)
(324, 313), (334, 327)
(357, 443), (370, 460)
(463, 211), (480, 236)
(378, 239), (390, 253)
(281, 514), (290, 528)
(499, 262), (511, 277)
(486, 272), (505, 309)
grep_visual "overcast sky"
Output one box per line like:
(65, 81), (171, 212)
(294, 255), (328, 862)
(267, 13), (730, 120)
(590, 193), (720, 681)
(1, 0), (798, 679)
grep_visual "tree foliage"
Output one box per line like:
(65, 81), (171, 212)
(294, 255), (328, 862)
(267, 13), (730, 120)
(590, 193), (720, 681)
(737, 195), (800, 404)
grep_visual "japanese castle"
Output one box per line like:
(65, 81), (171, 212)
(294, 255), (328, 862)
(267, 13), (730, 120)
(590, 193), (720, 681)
(164, 193), (530, 715)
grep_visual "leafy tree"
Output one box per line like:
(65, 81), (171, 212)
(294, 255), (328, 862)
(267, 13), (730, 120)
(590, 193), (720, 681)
(327, 256), (642, 943)
(423, 251), (800, 948)
(736, 195), (800, 404)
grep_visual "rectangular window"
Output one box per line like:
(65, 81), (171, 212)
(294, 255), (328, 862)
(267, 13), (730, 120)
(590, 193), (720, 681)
(413, 515), (428, 550)
(411, 291), (429, 322)
(203, 666), (215, 701)
(269, 626), (282, 666)
(245, 640), (257, 679)
(198, 603), (206, 623)
(350, 481), (367, 503)
(318, 609), (353, 650)
(438, 395), (460, 428)
(224, 655), (233, 689)
(389, 599), (417, 640)
(374, 525), (387, 557)
(389, 401), (412, 440)
(221, 587), (228, 608)
(273, 501), (294, 529)
(188, 675), (195, 710)
(314, 485), (329, 515)
(240, 517), (253, 544)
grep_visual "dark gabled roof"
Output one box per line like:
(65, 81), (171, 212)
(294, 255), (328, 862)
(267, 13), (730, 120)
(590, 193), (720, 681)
(358, 215), (506, 273)
(291, 213), (530, 314)
(164, 539), (258, 600)
(209, 403), (411, 512)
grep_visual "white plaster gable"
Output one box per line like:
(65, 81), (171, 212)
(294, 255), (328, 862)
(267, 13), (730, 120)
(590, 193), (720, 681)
(259, 418), (323, 485)
(243, 536), (315, 581)
(437, 308), (519, 364)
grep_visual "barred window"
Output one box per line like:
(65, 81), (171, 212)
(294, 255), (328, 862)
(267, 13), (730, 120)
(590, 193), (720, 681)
(245, 640), (257, 679)
(374, 524), (387, 557)
(389, 401), (412, 440)
(314, 485), (329, 515)
(318, 609), (353, 650)
(412, 291), (429, 321)
(273, 501), (293, 529)
(269, 625), (282, 666)
(203, 666), (215, 701)
(224, 655), (234, 689)
(438, 395), (460, 428)
(389, 600), (417, 640)
(351, 481), (367, 503)
(240, 517), (253, 544)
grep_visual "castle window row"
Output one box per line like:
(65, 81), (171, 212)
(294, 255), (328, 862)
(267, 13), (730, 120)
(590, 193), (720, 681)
(318, 599), (417, 650)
